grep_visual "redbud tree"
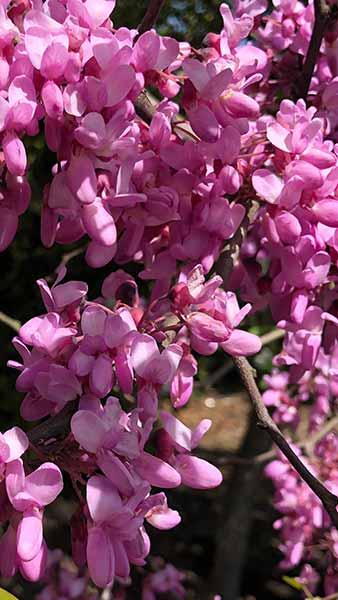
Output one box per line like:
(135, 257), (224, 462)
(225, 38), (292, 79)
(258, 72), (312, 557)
(0, 0), (338, 597)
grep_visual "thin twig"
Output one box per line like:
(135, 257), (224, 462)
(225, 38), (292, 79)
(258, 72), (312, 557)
(138, 0), (167, 34)
(201, 328), (284, 390)
(241, 414), (338, 466)
(233, 356), (338, 528)
(302, 415), (338, 455)
(260, 328), (284, 346)
(297, 0), (332, 99)
(135, 90), (195, 141)
(209, 414), (338, 467)
(0, 311), (21, 332)
(59, 245), (86, 269)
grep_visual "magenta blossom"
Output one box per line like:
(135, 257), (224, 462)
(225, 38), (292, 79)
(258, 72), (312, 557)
(0, 459), (63, 581)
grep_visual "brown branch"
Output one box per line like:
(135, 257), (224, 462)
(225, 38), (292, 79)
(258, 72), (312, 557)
(233, 356), (338, 528)
(27, 400), (77, 446)
(216, 198), (259, 284)
(224, 413), (338, 467)
(209, 411), (271, 598)
(138, 0), (167, 34)
(297, 0), (332, 99)
(135, 90), (196, 142)
(134, 91), (157, 123)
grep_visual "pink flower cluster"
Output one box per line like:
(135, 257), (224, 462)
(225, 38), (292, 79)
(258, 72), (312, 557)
(0, 0), (270, 585)
(142, 562), (185, 600)
(35, 550), (187, 600)
(10, 265), (260, 422)
(229, 98), (338, 384)
(255, 0), (338, 125)
(0, 0), (268, 279)
(257, 0), (313, 55)
(263, 343), (338, 592)
(263, 344), (338, 431)
(0, 427), (63, 581)
(36, 550), (99, 600)
(7, 263), (261, 586)
(266, 432), (338, 595)
(3, 0), (338, 593)
(244, 102), (338, 590)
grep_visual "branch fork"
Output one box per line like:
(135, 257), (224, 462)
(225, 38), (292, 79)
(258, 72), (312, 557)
(233, 356), (338, 528)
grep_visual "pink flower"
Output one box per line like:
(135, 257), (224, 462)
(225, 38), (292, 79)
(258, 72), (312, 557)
(170, 350), (197, 408)
(276, 305), (327, 372)
(71, 396), (181, 493)
(183, 58), (233, 103)
(101, 269), (139, 306)
(131, 334), (183, 386)
(37, 272), (88, 315)
(0, 459), (63, 581)
(19, 313), (76, 358)
(158, 412), (223, 489)
(67, 154), (97, 205)
(3, 132), (27, 176)
(85, 475), (179, 587)
(216, 291), (262, 356)
(142, 563), (185, 599)
(0, 427), (28, 479)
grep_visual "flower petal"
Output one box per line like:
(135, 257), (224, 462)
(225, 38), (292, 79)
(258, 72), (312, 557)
(87, 475), (122, 523)
(17, 509), (43, 561)
(3, 427), (29, 462)
(24, 463), (63, 507)
(71, 410), (107, 453)
(175, 454), (222, 489)
(134, 452), (181, 488)
(87, 526), (115, 588)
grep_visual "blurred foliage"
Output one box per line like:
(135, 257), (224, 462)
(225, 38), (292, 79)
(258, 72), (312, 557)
(0, 590), (19, 600)
(114, 0), (223, 46)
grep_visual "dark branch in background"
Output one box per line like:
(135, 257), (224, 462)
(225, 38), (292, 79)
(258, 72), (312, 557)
(233, 356), (338, 528)
(138, 0), (167, 34)
(209, 412), (271, 598)
(135, 91), (157, 122)
(297, 0), (332, 99)
(216, 196), (260, 289)
(27, 401), (77, 446)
